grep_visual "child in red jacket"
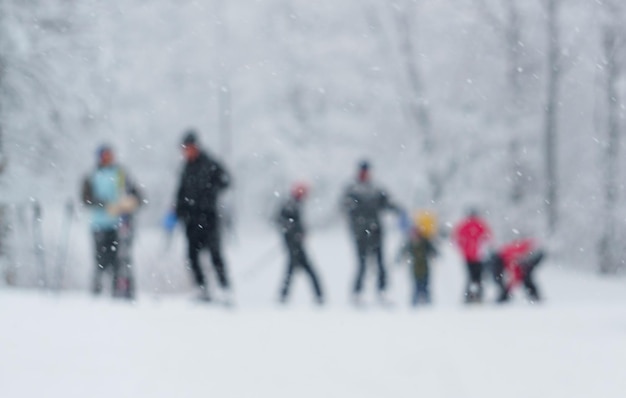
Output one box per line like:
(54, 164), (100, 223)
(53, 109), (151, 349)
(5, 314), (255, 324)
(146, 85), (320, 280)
(453, 209), (492, 303)
(489, 238), (545, 303)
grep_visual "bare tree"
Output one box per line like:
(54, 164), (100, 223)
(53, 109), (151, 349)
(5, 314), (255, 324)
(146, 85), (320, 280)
(0, 71), (5, 176)
(379, 0), (451, 205)
(543, 0), (563, 235)
(475, 0), (535, 208)
(598, 1), (625, 274)
(391, 0), (432, 153)
(0, 1), (80, 175)
(214, 0), (233, 160)
(0, 2), (6, 176)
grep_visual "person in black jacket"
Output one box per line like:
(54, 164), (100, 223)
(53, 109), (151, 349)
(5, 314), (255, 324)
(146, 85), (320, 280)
(275, 182), (323, 305)
(341, 160), (402, 304)
(175, 130), (231, 301)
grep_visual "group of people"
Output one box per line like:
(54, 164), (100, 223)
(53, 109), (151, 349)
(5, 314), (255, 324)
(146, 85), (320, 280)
(82, 130), (231, 301)
(274, 159), (545, 307)
(81, 129), (544, 306)
(452, 210), (544, 304)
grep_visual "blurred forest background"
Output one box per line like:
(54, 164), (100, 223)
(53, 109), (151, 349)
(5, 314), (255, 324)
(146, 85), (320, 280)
(1, 0), (625, 274)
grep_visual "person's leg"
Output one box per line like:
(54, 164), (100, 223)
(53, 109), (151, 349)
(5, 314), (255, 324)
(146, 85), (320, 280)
(490, 255), (509, 302)
(467, 261), (483, 301)
(296, 243), (323, 302)
(374, 239), (387, 293)
(522, 266), (540, 301)
(474, 261), (483, 298)
(279, 261), (295, 302)
(523, 272), (540, 300)
(116, 221), (135, 299)
(353, 235), (368, 295)
(91, 231), (107, 294)
(520, 250), (544, 301)
(411, 276), (420, 307)
(99, 230), (120, 296)
(207, 225), (230, 289)
(185, 224), (206, 289)
(464, 261), (475, 301)
(421, 274), (431, 304)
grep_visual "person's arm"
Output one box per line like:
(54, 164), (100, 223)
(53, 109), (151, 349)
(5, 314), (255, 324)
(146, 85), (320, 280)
(379, 189), (401, 213)
(481, 221), (493, 248)
(162, 207), (178, 234)
(125, 173), (144, 205)
(426, 238), (438, 258)
(341, 185), (356, 214)
(395, 241), (409, 265)
(81, 176), (105, 207)
(175, 174), (187, 220)
(81, 177), (94, 206)
(212, 160), (230, 190)
(274, 203), (287, 230)
(109, 168), (142, 215)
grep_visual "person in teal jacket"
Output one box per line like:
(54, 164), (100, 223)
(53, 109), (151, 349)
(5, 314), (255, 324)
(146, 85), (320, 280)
(81, 144), (142, 297)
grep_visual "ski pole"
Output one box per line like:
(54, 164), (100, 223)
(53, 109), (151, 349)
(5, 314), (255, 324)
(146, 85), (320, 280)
(149, 210), (179, 298)
(151, 229), (175, 299)
(236, 243), (282, 282)
(54, 200), (74, 292)
(32, 200), (47, 289)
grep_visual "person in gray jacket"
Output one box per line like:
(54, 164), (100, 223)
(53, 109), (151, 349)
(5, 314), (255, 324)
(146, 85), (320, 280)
(341, 160), (402, 304)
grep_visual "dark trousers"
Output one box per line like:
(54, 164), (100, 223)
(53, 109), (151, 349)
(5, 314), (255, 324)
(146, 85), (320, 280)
(185, 222), (229, 290)
(491, 256), (512, 302)
(280, 236), (323, 301)
(519, 251), (544, 299)
(353, 234), (386, 294)
(92, 229), (119, 295)
(492, 256), (507, 299)
(465, 260), (483, 300)
(115, 220), (135, 299)
(493, 251), (544, 301)
(412, 275), (430, 306)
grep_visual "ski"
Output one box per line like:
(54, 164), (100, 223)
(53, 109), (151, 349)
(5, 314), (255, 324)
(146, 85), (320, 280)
(32, 200), (47, 289)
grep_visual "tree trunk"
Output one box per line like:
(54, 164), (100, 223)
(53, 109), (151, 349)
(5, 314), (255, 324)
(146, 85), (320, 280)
(544, 0), (561, 235)
(391, 1), (440, 204)
(0, 1), (5, 175)
(599, 17), (622, 274)
(504, 2), (523, 111)
(213, 0), (232, 160)
(393, 2), (432, 153)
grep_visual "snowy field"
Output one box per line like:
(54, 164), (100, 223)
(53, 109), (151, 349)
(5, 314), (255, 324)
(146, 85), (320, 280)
(1, 226), (626, 398)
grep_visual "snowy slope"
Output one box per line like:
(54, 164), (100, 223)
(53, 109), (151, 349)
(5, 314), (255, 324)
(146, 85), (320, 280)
(1, 226), (626, 398)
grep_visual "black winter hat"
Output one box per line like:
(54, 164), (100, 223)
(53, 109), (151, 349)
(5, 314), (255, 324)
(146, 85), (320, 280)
(182, 129), (198, 146)
(359, 160), (370, 171)
(466, 207), (480, 217)
(96, 143), (113, 159)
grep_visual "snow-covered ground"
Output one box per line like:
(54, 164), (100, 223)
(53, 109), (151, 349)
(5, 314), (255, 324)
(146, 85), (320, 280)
(1, 226), (626, 398)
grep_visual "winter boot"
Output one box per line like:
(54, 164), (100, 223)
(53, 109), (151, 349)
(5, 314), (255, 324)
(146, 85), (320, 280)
(351, 293), (364, 307)
(377, 291), (394, 307)
(496, 290), (510, 303)
(526, 289), (541, 304)
(465, 283), (483, 304)
(195, 285), (211, 302)
(220, 289), (235, 307)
